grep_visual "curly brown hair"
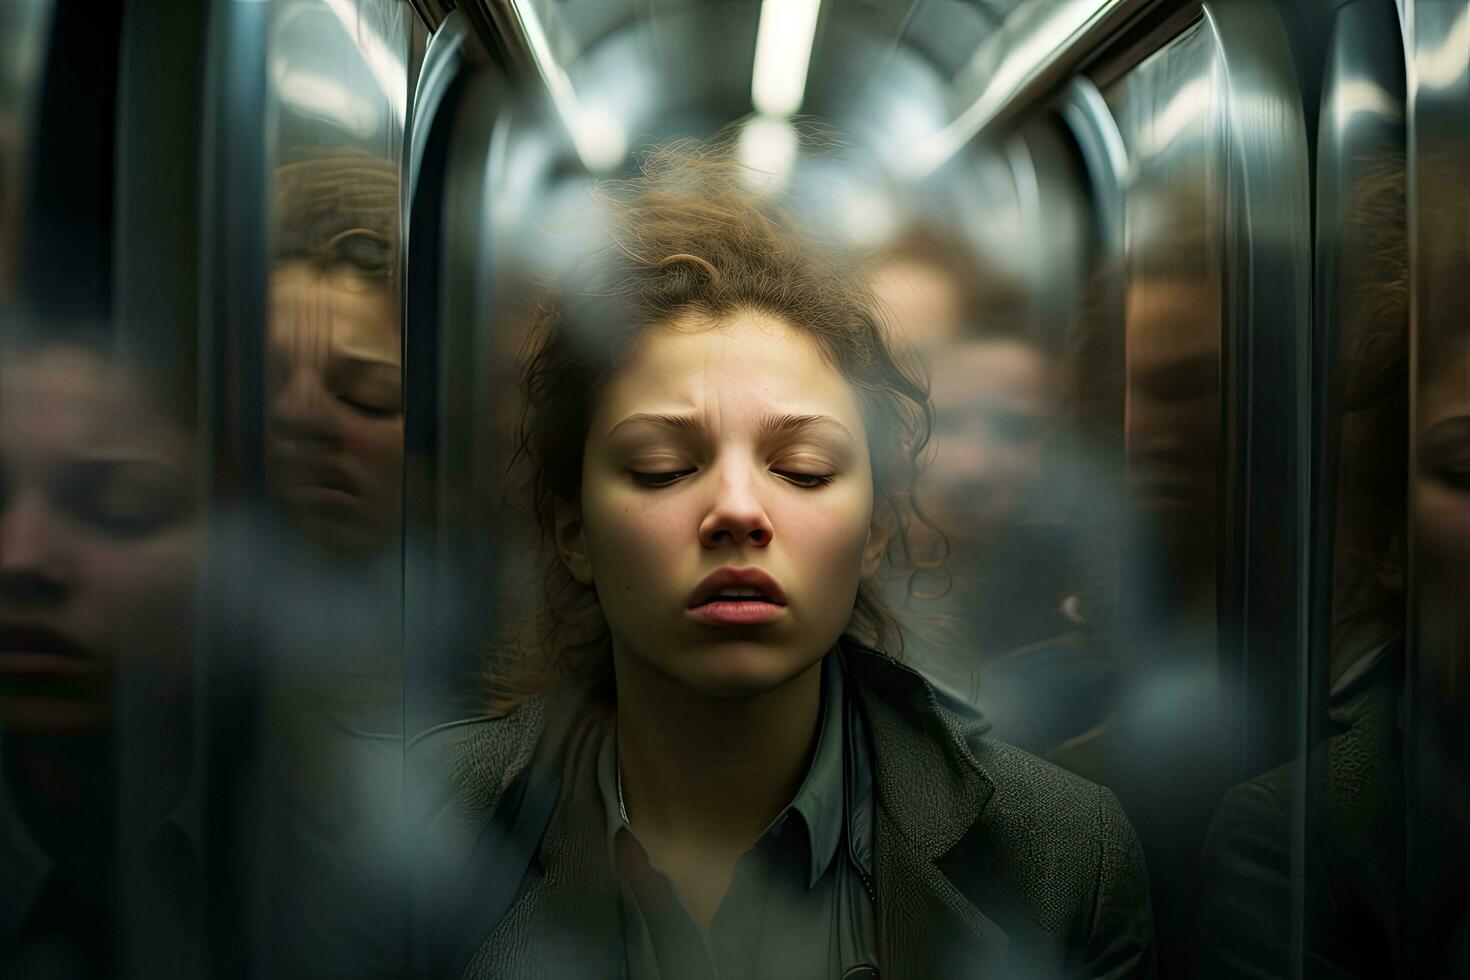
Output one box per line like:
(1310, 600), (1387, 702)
(487, 139), (943, 708)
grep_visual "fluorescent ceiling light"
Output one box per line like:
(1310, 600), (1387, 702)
(322, 0), (408, 125)
(738, 114), (799, 190)
(276, 69), (381, 136)
(510, 0), (628, 172)
(752, 0), (822, 116)
(1414, 4), (1470, 91)
(901, 0), (1138, 180)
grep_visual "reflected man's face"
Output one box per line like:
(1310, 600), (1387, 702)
(561, 311), (888, 699)
(267, 262), (403, 553)
(0, 347), (197, 733)
(921, 337), (1055, 537)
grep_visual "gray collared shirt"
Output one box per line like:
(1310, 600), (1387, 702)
(596, 654), (878, 979)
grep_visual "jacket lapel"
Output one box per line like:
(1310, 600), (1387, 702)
(845, 644), (1013, 979)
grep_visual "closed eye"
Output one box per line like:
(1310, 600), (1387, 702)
(775, 470), (835, 489)
(631, 469), (696, 488)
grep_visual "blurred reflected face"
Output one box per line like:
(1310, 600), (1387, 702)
(267, 262), (403, 553)
(921, 338), (1054, 536)
(0, 348), (197, 733)
(1125, 278), (1221, 515)
(1417, 343), (1470, 572)
(564, 311), (885, 698)
(868, 259), (963, 351)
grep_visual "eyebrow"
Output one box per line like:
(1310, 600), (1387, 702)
(608, 412), (854, 440)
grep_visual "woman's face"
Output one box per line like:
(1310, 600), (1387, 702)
(560, 310), (888, 699)
(266, 262), (403, 553)
(0, 348), (198, 733)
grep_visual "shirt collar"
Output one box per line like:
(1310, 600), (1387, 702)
(595, 652), (850, 890)
(789, 653), (846, 888)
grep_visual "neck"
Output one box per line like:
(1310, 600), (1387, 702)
(611, 648), (825, 852)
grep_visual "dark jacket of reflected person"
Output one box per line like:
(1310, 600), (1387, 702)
(387, 140), (1155, 980)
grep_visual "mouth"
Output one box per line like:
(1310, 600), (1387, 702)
(686, 567), (788, 627)
(270, 453), (364, 501)
(274, 474), (365, 516)
(688, 567), (787, 608)
(0, 622), (98, 682)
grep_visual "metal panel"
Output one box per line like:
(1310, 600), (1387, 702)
(1309, 2), (1408, 976)
(209, 1), (414, 974)
(402, 30), (510, 735)
(1074, 5), (1311, 972)
(0, 0), (53, 306)
(1406, 0), (1470, 972)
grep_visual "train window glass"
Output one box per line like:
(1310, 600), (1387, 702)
(0, 0), (52, 305)
(1407, 0), (1470, 971)
(234, 1), (411, 974)
(1080, 20), (1232, 975)
(1193, 3), (1409, 976)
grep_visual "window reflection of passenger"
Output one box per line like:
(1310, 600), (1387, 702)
(1194, 159), (1408, 978)
(1056, 207), (1230, 978)
(248, 154), (407, 976)
(1408, 312), (1470, 974)
(865, 227), (1099, 754)
(266, 155), (403, 556)
(409, 143), (1154, 979)
(0, 336), (199, 978)
(1123, 274), (1221, 626)
(255, 154), (404, 705)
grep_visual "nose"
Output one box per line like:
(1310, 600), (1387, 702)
(698, 459), (774, 549)
(0, 490), (68, 607)
(270, 361), (341, 449)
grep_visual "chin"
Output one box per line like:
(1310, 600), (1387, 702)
(664, 641), (821, 700)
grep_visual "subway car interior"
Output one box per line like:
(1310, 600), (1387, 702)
(0, 0), (1466, 976)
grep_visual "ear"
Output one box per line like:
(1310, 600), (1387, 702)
(554, 497), (595, 585)
(861, 509), (897, 580)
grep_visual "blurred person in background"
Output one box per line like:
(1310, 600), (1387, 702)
(0, 329), (200, 978)
(866, 224), (1105, 755)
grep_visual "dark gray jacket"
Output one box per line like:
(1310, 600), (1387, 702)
(408, 640), (1154, 979)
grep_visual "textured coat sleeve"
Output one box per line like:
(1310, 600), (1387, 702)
(1085, 787), (1155, 979)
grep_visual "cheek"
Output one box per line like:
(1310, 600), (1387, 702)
(582, 486), (698, 597)
(74, 530), (199, 670)
(1419, 481), (1470, 569)
(772, 486), (873, 591)
(343, 417), (404, 482)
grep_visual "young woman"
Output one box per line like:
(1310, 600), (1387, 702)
(409, 144), (1154, 979)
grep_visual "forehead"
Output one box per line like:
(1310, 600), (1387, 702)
(592, 309), (865, 433)
(1, 348), (185, 461)
(269, 262), (400, 365)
